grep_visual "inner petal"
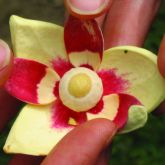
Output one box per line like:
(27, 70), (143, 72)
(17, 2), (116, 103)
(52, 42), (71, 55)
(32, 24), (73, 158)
(52, 99), (87, 128)
(5, 58), (59, 105)
(64, 16), (103, 70)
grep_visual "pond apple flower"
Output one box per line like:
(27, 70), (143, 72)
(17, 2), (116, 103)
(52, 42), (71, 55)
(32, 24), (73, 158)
(3, 15), (165, 156)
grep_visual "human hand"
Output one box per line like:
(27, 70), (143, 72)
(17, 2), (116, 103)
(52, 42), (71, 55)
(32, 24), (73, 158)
(0, 0), (164, 164)
(0, 40), (22, 132)
(8, 119), (117, 165)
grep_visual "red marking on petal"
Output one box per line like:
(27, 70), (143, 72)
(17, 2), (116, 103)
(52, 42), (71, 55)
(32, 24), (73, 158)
(64, 15), (103, 56)
(53, 82), (59, 97)
(52, 58), (73, 77)
(113, 93), (141, 129)
(80, 64), (93, 70)
(97, 69), (129, 95)
(88, 99), (103, 114)
(64, 15), (103, 66)
(52, 98), (87, 128)
(5, 58), (47, 104)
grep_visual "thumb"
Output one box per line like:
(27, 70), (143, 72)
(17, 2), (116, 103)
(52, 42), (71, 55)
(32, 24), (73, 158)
(64, 0), (113, 19)
(41, 119), (117, 165)
(0, 39), (13, 86)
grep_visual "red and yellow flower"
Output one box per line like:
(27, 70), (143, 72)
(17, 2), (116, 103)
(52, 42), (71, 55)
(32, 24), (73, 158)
(3, 15), (165, 155)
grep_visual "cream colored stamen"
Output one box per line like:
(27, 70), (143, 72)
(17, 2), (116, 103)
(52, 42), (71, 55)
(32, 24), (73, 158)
(59, 67), (103, 112)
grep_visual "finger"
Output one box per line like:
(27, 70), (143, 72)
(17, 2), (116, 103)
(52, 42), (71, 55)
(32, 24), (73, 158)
(0, 88), (22, 132)
(0, 40), (13, 86)
(0, 40), (21, 131)
(158, 35), (165, 77)
(41, 119), (117, 165)
(153, 35), (165, 115)
(65, 0), (113, 19)
(9, 154), (44, 165)
(103, 0), (161, 49)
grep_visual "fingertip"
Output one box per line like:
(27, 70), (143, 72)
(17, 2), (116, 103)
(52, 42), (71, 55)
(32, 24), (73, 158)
(0, 40), (13, 86)
(65, 0), (113, 19)
(81, 119), (118, 146)
(42, 119), (117, 165)
(0, 40), (11, 69)
(86, 118), (118, 141)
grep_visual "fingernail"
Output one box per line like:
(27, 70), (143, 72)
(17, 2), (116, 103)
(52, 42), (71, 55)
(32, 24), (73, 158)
(69, 0), (106, 12)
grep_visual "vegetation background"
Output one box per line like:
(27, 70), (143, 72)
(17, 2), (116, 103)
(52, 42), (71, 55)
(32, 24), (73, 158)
(0, 0), (165, 164)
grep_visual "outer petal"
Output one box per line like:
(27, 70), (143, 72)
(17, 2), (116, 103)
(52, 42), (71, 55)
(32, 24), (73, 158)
(3, 104), (71, 156)
(10, 15), (68, 67)
(119, 105), (148, 134)
(100, 46), (165, 112)
(87, 93), (147, 130)
(5, 58), (60, 104)
(64, 16), (103, 70)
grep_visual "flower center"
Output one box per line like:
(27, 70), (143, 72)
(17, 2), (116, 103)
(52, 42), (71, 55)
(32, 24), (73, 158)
(68, 73), (91, 98)
(59, 67), (103, 112)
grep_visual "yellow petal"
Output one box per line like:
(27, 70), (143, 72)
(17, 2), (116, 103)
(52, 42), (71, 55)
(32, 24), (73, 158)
(4, 104), (71, 156)
(10, 15), (67, 67)
(100, 46), (165, 112)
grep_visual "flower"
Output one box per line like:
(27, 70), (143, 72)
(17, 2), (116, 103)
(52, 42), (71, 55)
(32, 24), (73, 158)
(3, 15), (165, 156)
